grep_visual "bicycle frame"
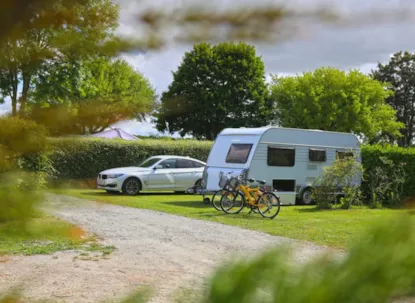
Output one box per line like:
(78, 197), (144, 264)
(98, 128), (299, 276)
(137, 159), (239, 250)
(238, 184), (263, 205)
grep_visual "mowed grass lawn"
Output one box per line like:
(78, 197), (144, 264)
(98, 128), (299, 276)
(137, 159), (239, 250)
(52, 189), (414, 249)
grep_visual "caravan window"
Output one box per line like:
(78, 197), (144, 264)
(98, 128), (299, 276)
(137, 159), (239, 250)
(309, 149), (326, 162)
(267, 147), (295, 167)
(226, 144), (253, 164)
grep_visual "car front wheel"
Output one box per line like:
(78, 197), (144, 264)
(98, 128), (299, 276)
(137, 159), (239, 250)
(122, 178), (141, 196)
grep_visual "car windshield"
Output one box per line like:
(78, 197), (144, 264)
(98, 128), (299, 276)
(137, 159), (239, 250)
(138, 158), (161, 168)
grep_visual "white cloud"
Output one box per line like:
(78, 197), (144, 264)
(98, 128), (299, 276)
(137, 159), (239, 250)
(120, 46), (189, 94)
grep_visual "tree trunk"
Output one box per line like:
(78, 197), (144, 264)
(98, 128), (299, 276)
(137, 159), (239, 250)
(10, 70), (18, 116)
(19, 72), (31, 116)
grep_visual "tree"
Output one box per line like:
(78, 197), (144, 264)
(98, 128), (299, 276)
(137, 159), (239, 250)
(0, 0), (119, 116)
(269, 67), (403, 142)
(372, 51), (415, 147)
(155, 42), (270, 140)
(28, 57), (156, 135)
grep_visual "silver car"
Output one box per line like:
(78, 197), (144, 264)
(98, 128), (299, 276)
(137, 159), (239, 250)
(97, 155), (206, 195)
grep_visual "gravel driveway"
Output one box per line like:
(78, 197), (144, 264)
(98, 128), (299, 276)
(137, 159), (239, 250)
(0, 194), (332, 303)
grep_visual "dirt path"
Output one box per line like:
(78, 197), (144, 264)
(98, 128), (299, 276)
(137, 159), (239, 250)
(0, 194), (333, 303)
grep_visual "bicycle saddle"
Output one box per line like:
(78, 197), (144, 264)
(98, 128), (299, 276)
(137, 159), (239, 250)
(247, 178), (256, 183)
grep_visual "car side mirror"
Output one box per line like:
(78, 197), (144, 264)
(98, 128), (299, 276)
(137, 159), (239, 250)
(154, 165), (163, 170)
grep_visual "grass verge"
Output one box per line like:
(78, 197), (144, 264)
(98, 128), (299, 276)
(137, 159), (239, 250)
(0, 214), (115, 256)
(51, 189), (414, 248)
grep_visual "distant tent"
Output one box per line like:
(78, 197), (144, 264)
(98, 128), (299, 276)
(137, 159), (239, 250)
(90, 128), (140, 141)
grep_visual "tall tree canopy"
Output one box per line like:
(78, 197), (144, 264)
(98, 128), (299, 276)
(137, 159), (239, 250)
(0, 0), (119, 116)
(372, 51), (415, 147)
(28, 57), (156, 135)
(155, 42), (270, 140)
(269, 67), (403, 142)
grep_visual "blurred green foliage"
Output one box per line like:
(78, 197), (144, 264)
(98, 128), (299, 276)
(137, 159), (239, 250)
(0, 0), (120, 116)
(0, 172), (44, 223)
(202, 214), (415, 303)
(0, 117), (50, 225)
(0, 117), (48, 169)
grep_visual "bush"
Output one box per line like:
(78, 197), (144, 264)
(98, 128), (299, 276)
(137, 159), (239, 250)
(313, 156), (363, 209)
(361, 145), (415, 200)
(45, 137), (212, 180)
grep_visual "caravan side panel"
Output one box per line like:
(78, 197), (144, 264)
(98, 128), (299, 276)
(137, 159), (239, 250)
(248, 128), (361, 204)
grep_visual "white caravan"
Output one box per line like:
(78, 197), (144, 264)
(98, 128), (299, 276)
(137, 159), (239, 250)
(200, 127), (361, 205)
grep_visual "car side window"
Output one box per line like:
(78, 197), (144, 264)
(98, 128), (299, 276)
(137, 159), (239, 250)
(192, 161), (204, 168)
(159, 159), (176, 169)
(176, 159), (194, 168)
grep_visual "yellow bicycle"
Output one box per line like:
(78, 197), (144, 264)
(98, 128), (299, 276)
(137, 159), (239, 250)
(219, 175), (281, 219)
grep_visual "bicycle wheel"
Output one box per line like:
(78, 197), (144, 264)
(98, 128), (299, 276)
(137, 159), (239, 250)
(212, 190), (226, 211)
(258, 192), (281, 219)
(220, 190), (245, 214)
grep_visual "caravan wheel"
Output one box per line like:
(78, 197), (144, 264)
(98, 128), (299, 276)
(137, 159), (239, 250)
(301, 188), (314, 205)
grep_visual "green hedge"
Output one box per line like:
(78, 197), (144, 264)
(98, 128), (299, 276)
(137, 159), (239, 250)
(20, 138), (415, 198)
(47, 137), (213, 179)
(361, 145), (415, 198)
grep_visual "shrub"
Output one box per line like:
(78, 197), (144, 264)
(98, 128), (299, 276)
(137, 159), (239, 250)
(313, 156), (363, 209)
(340, 185), (363, 209)
(46, 137), (212, 180)
(0, 117), (48, 172)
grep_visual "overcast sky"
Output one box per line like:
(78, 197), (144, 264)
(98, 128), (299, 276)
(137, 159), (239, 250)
(1, 0), (415, 136)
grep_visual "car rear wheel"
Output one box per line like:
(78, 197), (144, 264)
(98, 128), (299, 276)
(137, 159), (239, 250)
(122, 178), (141, 196)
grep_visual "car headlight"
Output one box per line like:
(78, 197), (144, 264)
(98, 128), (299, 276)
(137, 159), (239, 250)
(107, 174), (124, 179)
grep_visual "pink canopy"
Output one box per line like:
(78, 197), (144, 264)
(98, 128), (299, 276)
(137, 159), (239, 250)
(91, 128), (140, 141)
